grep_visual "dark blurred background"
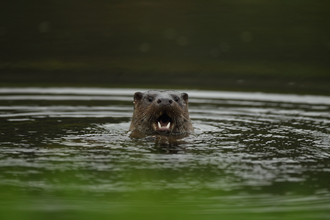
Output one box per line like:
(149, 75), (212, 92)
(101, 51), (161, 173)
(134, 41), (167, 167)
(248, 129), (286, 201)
(1, 0), (330, 93)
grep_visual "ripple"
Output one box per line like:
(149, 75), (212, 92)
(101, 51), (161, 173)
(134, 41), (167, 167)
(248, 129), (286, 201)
(0, 87), (330, 214)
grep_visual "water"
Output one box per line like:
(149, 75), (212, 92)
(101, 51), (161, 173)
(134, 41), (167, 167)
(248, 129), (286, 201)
(0, 87), (330, 219)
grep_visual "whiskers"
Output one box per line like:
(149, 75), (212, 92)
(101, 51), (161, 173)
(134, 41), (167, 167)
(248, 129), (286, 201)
(134, 109), (155, 131)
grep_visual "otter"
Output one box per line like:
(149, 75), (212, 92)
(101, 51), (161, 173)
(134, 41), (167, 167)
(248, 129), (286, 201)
(129, 90), (193, 136)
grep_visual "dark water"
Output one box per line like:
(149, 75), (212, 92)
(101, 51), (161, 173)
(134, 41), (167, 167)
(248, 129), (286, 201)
(1, 87), (330, 219)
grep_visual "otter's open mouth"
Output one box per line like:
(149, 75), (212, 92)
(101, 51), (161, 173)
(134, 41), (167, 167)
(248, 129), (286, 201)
(156, 113), (172, 131)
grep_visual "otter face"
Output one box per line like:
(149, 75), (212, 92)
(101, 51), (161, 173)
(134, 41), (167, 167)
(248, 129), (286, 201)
(129, 90), (193, 135)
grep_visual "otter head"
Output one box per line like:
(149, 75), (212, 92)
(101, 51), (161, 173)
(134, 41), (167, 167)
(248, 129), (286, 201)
(129, 90), (193, 135)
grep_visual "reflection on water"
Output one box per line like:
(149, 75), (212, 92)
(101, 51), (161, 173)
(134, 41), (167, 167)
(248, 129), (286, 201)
(0, 87), (330, 218)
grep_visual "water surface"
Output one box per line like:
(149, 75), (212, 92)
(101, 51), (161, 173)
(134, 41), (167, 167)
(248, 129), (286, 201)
(0, 87), (330, 219)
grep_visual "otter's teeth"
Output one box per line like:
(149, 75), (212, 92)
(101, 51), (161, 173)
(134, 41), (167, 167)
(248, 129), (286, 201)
(157, 122), (171, 129)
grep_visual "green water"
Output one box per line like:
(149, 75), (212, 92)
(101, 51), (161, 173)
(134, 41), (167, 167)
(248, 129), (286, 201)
(0, 88), (330, 219)
(1, 1), (329, 218)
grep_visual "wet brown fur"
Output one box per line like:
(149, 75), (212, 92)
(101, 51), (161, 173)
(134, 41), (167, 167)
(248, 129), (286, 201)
(129, 90), (193, 136)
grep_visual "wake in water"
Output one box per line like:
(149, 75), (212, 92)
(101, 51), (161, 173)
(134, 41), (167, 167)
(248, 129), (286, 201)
(0, 87), (330, 216)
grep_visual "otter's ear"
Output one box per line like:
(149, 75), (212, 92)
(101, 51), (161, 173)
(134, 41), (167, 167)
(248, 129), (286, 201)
(181, 93), (189, 103)
(133, 92), (143, 103)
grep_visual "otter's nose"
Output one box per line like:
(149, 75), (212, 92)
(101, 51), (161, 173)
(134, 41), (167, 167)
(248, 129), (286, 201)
(157, 98), (173, 106)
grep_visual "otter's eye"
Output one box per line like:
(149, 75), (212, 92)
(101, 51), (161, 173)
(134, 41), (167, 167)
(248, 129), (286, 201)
(174, 96), (179, 102)
(148, 96), (153, 102)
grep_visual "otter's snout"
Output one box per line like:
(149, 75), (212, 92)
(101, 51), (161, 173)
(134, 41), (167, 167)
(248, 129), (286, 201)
(157, 98), (173, 106)
(129, 90), (193, 135)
